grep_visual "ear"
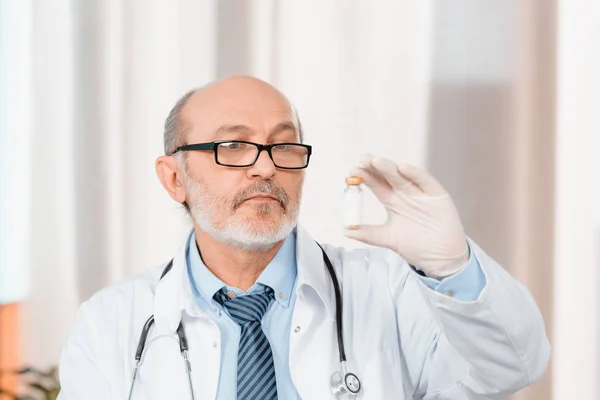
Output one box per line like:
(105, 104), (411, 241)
(156, 155), (188, 205)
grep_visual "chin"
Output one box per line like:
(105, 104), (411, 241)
(220, 217), (296, 252)
(238, 211), (286, 235)
(191, 199), (299, 252)
(243, 221), (283, 237)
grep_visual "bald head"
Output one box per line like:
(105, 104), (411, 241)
(163, 76), (302, 156)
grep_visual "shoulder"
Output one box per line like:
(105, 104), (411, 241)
(79, 263), (167, 322)
(320, 243), (412, 290)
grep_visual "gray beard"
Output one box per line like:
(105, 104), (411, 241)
(185, 178), (301, 252)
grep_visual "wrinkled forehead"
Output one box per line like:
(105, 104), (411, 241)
(183, 85), (298, 142)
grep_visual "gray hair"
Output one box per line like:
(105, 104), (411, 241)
(164, 88), (198, 156)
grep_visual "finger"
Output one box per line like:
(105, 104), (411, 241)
(396, 163), (446, 195)
(349, 155), (396, 204)
(357, 153), (375, 169)
(369, 156), (414, 193)
(349, 165), (395, 204)
(343, 224), (390, 248)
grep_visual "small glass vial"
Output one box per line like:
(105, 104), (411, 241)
(344, 176), (363, 229)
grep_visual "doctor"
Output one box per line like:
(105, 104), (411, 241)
(58, 76), (549, 399)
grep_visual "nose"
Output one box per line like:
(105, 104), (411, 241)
(247, 148), (276, 179)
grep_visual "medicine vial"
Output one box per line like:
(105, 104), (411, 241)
(344, 176), (363, 229)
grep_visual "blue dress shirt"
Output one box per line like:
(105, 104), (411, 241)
(186, 230), (301, 399)
(186, 229), (485, 399)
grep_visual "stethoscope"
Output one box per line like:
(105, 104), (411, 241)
(127, 242), (362, 399)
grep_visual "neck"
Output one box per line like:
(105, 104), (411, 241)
(194, 227), (285, 292)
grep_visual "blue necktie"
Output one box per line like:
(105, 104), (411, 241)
(214, 286), (278, 400)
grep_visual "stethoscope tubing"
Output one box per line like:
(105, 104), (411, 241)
(129, 244), (359, 399)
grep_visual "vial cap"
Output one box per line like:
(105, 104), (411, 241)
(345, 176), (364, 185)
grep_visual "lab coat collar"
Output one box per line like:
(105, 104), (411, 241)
(295, 225), (336, 320)
(153, 229), (203, 335)
(187, 229), (297, 309)
(153, 224), (336, 335)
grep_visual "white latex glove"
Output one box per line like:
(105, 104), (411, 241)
(344, 154), (469, 279)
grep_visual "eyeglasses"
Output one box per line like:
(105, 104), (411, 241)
(171, 140), (312, 169)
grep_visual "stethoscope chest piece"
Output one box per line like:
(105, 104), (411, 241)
(131, 244), (353, 400)
(331, 362), (361, 397)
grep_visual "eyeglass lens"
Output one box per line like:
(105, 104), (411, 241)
(217, 142), (309, 168)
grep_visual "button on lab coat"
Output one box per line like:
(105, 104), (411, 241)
(57, 226), (549, 399)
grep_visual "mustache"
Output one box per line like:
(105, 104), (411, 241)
(232, 180), (289, 211)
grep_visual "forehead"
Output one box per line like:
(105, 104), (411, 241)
(183, 82), (296, 140)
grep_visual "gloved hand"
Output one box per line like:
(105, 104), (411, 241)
(344, 154), (469, 279)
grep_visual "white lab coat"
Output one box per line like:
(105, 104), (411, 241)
(58, 226), (550, 399)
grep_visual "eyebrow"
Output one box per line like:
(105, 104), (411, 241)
(211, 121), (298, 140)
(211, 124), (250, 138)
(270, 121), (297, 136)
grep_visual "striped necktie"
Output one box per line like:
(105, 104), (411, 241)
(214, 286), (278, 400)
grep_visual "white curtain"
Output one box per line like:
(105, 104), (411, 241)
(14, 0), (216, 367)
(0, 0), (32, 305)
(3, 0), (433, 369)
(554, 0), (600, 398)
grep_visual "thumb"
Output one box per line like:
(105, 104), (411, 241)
(343, 225), (390, 248)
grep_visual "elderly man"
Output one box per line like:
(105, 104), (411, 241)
(58, 76), (549, 399)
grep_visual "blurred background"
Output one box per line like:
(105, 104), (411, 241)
(0, 0), (598, 399)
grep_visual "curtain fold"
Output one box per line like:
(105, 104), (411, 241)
(554, 0), (600, 398)
(20, 0), (217, 368)
(0, 0), (32, 305)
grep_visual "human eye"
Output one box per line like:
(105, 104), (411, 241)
(219, 141), (248, 151)
(273, 144), (294, 152)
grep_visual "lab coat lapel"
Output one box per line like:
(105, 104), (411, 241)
(152, 237), (188, 335)
(290, 226), (340, 398)
(150, 230), (221, 399)
(153, 230), (209, 334)
(295, 225), (337, 317)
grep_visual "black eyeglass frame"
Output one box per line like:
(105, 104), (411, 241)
(171, 140), (312, 170)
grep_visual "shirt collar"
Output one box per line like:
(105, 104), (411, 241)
(153, 225), (336, 335)
(186, 229), (297, 308)
(254, 229), (297, 307)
